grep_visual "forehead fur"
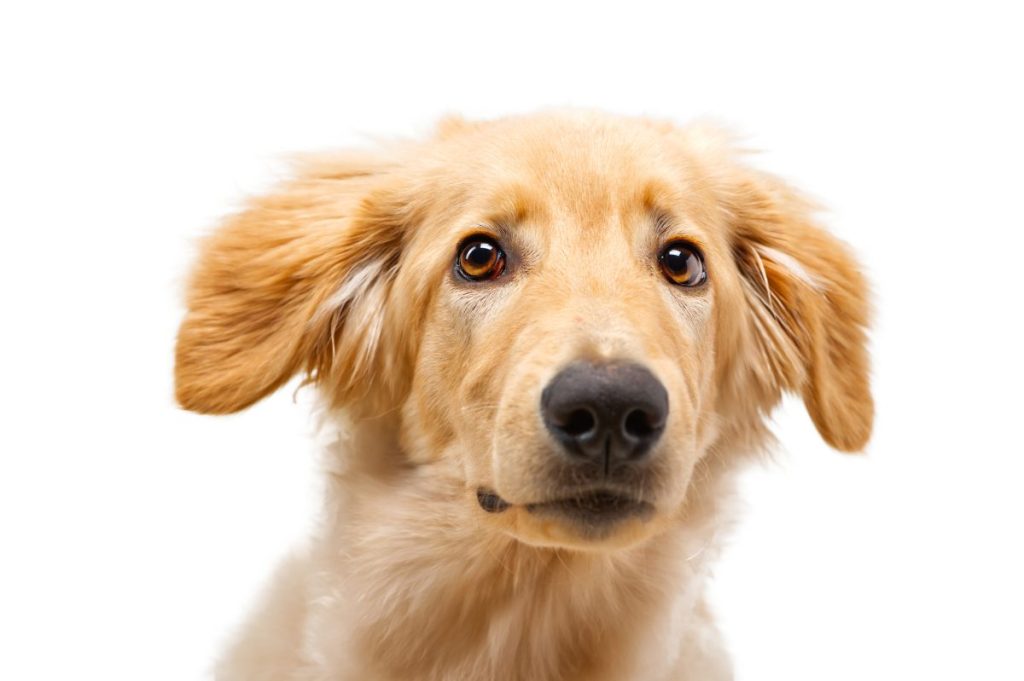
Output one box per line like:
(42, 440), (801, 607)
(388, 113), (735, 277)
(425, 111), (712, 208)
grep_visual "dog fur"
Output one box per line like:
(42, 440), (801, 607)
(175, 110), (872, 681)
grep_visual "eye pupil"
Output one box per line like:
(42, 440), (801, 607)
(659, 241), (707, 287)
(457, 237), (505, 281)
(664, 248), (689, 272)
(465, 243), (495, 267)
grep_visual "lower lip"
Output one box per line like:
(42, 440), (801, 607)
(525, 495), (654, 525)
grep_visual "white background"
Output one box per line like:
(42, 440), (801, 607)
(2, 2), (1022, 679)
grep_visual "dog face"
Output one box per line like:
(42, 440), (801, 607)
(176, 112), (872, 551)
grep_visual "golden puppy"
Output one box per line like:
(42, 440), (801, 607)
(176, 111), (872, 681)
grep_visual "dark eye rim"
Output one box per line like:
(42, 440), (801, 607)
(658, 240), (708, 287)
(454, 234), (507, 282)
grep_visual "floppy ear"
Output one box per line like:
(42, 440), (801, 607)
(726, 170), (873, 452)
(174, 155), (412, 414)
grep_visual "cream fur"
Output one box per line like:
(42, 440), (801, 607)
(175, 111), (873, 680)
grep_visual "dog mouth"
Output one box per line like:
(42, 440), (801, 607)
(477, 487), (653, 526)
(528, 490), (654, 526)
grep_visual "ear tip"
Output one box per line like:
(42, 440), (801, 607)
(174, 382), (218, 414)
(827, 431), (873, 453)
(174, 324), (284, 415)
(814, 398), (875, 453)
(174, 373), (253, 415)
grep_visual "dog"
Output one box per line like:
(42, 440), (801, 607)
(175, 110), (872, 681)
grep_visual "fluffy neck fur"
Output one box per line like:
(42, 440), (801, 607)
(293, 411), (742, 681)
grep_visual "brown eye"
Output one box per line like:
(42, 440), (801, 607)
(456, 236), (506, 281)
(659, 241), (707, 287)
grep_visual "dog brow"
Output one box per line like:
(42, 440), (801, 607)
(478, 184), (548, 227)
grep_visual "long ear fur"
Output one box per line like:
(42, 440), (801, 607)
(726, 168), (874, 452)
(174, 154), (411, 414)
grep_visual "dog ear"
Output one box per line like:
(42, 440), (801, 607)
(174, 155), (411, 414)
(725, 169), (874, 452)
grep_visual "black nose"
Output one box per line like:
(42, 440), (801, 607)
(541, 361), (668, 469)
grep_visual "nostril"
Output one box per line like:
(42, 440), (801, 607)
(560, 408), (597, 437)
(623, 408), (660, 440)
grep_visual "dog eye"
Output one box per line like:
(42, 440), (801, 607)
(659, 241), (707, 287)
(456, 236), (506, 281)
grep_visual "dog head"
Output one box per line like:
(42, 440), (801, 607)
(176, 112), (872, 550)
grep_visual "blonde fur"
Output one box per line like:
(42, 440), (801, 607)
(175, 111), (873, 680)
